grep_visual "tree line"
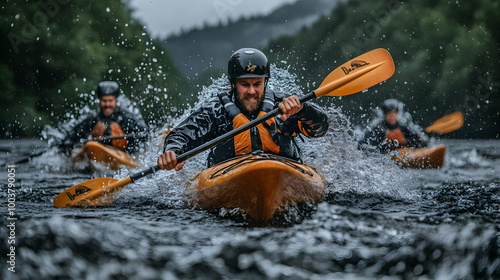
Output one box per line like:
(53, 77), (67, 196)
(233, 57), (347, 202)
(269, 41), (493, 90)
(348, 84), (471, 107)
(265, 0), (499, 138)
(1, 0), (186, 138)
(1, 0), (498, 139)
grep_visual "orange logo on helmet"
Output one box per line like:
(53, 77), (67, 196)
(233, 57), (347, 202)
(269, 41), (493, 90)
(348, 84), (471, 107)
(247, 64), (256, 73)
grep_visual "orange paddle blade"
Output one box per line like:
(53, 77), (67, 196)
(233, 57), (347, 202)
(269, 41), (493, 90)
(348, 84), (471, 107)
(425, 112), (464, 134)
(315, 48), (395, 97)
(53, 177), (132, 207)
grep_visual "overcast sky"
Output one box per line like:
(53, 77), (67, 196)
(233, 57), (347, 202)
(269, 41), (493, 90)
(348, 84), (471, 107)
(128, 0), (298, 38)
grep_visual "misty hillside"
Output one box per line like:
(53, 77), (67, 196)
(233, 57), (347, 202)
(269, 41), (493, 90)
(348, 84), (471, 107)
(163, 0), (342, 77)
(265, 0), (500, 138)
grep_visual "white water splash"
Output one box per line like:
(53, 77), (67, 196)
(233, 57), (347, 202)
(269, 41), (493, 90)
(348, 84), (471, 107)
(121, 66), (421, 208)
(34, 66), (420, 207)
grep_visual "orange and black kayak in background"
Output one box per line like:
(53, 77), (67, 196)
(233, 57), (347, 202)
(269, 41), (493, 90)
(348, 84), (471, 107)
(71, 141), (139, 171)
(391, 144), (446, 169)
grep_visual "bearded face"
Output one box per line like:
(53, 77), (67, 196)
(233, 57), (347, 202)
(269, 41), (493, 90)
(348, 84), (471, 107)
(234, 77), (265, 115)
(384, 110), (398, 126)
(99, 95), (117, 117)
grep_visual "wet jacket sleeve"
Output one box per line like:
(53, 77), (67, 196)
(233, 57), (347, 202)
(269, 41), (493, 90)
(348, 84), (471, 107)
(65, 113), (98, 146)
(119, 111), (149, 151)
(401, 123), (428, 148)
(274, 92), (329, 138)
(358, 119), (429, 152)
(163, 99), (226, 156)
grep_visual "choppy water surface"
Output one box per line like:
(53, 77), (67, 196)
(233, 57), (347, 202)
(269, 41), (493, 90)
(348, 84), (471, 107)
(1, 137), (499, 279)
(1, 72), (499, 279)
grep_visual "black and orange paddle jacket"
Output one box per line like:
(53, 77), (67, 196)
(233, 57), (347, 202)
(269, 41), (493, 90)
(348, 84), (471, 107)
(163, 89), (329, 167)
(64, 107), (148, 153)
(358, 118), (428, 152)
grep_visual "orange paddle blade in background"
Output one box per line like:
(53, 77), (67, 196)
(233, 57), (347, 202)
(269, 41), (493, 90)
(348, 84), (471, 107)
(425, 112), (464, 134)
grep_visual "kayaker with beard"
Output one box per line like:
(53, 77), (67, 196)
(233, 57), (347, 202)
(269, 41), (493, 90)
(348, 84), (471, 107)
(358, 98), (428, 152)
(158, 48), (329, 171)
(60, 81), (148, 154)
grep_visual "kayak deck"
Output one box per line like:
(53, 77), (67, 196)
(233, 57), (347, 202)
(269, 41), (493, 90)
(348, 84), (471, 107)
(391, 144), (446, 169)
(71, 141), (139, 170)
(186, 153), (326, 221)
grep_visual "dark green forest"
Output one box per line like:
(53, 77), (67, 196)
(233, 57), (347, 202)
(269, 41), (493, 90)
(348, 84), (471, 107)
(266, 0), (500, 138)
(1, 0), (499, 139)
(1, 0), (185, 138)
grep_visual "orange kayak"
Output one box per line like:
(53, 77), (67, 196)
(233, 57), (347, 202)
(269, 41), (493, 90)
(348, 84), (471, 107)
(186, 153), (326, 221)
(71, 141), (139, 170)
(391, 144), (446, 169)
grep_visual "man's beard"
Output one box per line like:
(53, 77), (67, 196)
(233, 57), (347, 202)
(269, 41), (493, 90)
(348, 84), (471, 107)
(384, 119), (399, 130)
(235, 93), (264, 116)
(101, 106), (116, 117)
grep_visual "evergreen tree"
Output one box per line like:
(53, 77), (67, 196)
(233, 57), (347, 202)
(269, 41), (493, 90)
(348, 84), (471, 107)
(0, 0), (186, 137)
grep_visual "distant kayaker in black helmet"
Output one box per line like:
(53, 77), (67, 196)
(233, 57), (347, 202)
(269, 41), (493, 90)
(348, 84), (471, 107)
(358, 99), (428, 152)
(158, 48), (329, 171)
(61, 81), (148, 153)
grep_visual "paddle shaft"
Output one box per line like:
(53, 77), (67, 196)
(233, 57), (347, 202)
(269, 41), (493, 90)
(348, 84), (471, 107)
(129, 92), (317, 181)
(82, 133), (144, 143)
(129, 59), (394, 181)
(15, 133), (144, 164)
(14, 149), (46, 164)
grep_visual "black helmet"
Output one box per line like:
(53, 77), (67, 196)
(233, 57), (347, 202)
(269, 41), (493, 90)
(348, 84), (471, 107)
(96, 81), (119, 98)
(382, 99), (401, 114)
(228, 48), (270, 82)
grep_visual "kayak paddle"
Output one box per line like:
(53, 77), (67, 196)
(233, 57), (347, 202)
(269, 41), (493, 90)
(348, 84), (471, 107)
(424, 112), (464, 134)
(14, 133), (144, 164)
(54, 48), (395, 208)
(14, 149), (48, 164)
(83, 133), (145, 143)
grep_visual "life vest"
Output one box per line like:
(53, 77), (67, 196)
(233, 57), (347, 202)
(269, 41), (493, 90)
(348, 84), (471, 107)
(385, 128), (406, 149)
(91, 120), (127, 150)
(219, 91), (280, 156)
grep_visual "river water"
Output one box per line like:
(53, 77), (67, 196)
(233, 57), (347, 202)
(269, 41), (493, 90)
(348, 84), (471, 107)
(1, 135), (499, 279)
(1, 71), (499, 279)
